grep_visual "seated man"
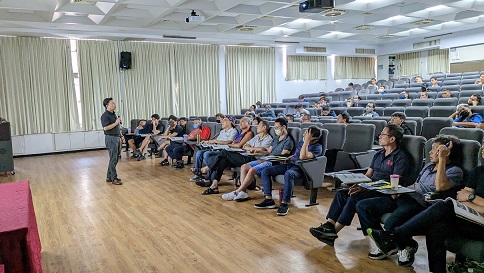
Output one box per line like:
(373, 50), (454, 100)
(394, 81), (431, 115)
(298, 95), (307, 103)
(320, 106), (336, 117)
(361, 103), (379, 117)
(345, 98), (355, 108)
(314, 96), (328, 109)
(215, 113), (224, 123)
(450, 104), (483, 128)
(201, 120), (273, 194)
(389, 112), (413, 135)
(245, 105), (256, 117)
(468, 94), (481, 106)
(419, 92), (429, 99)
(414, 76), (423, 83)
(156, 119), (185, 164)
(257, 126), (323, 216)
(285, 114), (295, 122)
(190, 116), (237, 179)
(427, 77), (440, 88)
(199, 117), (254, 191)
(128, 119), (147, 158)
(378, 86), (387, 95)
(295, 105), (310, 118)
(226, 118), (295, 202)
(301, 113), (312, 123)
(309, 124), (411, 246)
(441, 89), (452, 98)
(356, 135), (464, 264)
(367, 141), (483, 273)
(259, 105), (276, 118)
(399, 90), (409, 99)
(474, 72), (484, 84)
(337, 112), (350, 125)
(133, 114), (164, 160)
(165, 118), (203, 169)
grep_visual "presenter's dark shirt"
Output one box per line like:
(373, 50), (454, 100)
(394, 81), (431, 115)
(101, 110), (120, 136)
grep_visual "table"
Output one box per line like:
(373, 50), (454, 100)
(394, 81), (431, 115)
(0, 181), (42, 273)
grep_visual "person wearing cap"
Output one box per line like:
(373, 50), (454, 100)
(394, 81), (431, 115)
(320, 106), (336, 117)
(295, 104), (310, 118)
(389, 112), (413, 135)
(259, 105), (276, 118)
(191, 116), (237, 176)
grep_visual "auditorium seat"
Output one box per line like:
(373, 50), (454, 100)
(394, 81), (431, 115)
(346, 107), (365, 117)
(429, 106), (456, 117)
(439, 127), (484, 144)
(437, 91), (459, 98)
(287, 122), (301, 128)
(459, 90), (484, 98)
(356, 100), (374, 107)
(320, 119), (337, 124)
(421, 117), (453, 140)
(383, 107), (405, 116)
(461, 84), (483, 91)
(394, 83), (409, 88)
(404, 120), (418, 135)
(471, 106), (484, 117)
(374, 100), (392, 108)
(428, 86), (442, 92)
(446, 73), (462, 78)
(331, 107), (348, 115)
(352, 116), (373, 120)
(411, 99), (434, 107)
(329, 101), (344, 107)
(442, 80), (460, 86)
(361, 120), (387, 142)
(365, 94), (383, 100)
(333, 123), (376, 172)
(433, 98), (458, 106)
(405, 87), (422, 93)
(405, 106), (430, 118)
(387, 88), (405, 93)
(406, 117), (423, 136)
(458, 97), (470, 105)
(425, 92), (438, 99)
(461, 78), (478, 84)
(301, 122), (323, 129)
(441, 85), (461, 92)
(381, 93), (399, 100)
(409, 82), (424, 87)
(392, 99), (412, 107)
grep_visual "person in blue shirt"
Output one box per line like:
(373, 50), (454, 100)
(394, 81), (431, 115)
(256, 126), (323, 216)
(298, 95), (307, 103)
(320, 105), (336, 117)
(259, 105), (276, 118)
(427, 77), (440, 88)
(378, 86), (387, 95)
(450, 104), (483, 128)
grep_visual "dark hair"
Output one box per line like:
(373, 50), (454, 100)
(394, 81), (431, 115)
(339, 112), (350, 123)
(253, 116), (262, 124)
(367, 102), (376, 110)
(353, 95), (361, 100)
(103, 97), (113, 108)
(138, 119), (147, 125)
(193, 117), (201, 123)
(371, 78), (376, 81)
(215, 113), (225, 118)
(442, 89), (450, 93)
(179, 117), (187, 121)
(430, 76), (437, 81)
(303, 113), (312, 120)
(274, 117), (288, 128)
(307, 126), (321, 139)
(421, 85), (428, 92)
(151, 114), (160, 120)
(285, 114), (294, 121)
(385, 124), (404, 145)
(295, 104), (303, 109)
(259, 120), (269, 132)
(298, 95), (305, 99)
(472, 94), (482, 103)
(433, 135), (463, 167)
(251, 104), (256, 109)
(168, 115), (177, 121)
(391, 112), (406, 120)
(348, 82), (354, 86)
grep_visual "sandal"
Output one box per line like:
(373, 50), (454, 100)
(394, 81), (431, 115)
(202, 188), (219, 195)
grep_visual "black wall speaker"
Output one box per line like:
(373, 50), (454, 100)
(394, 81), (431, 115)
(120, 51), (132, 69)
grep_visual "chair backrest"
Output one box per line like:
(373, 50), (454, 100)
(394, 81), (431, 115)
(404, 120), (417, 135)
(433, 98), (458, 106)
(400, 135), (426, 186)
(298, 128), (329, 155)
(374, 100), (392, 108)
(365, 94), (383, 100)
(361, 119), (387, 137)
(405, 106), (430, 118)
(442, 80), (460, 86)
(391, 99), (412, 107)
(471, 106), (484, 117)
(411, 99), (434, 107)
(459, 90), (484, 98)
(406, 117), (423, 136)
(352, 116), (373, 120)
(301, 122), (323, 130)
(346, 107), (365, 117)
(422, 117), (453, 140)
(203, 122), (219, 139)
(321, 123), (346, 150)
(437, 91), (459, 98)
(441, 85), (461, 92)
(383, 107), (406, 117)
(287, 121), (300, 128)
(460, 84), (483, 91)
(343, 123), (375, 152)
(394, 83), (409, 88)
(130, 119), (140, 132)
(381, 93), (399, 100)
(429, 106), (456, 118)
(331, 107), (348, 115)
(329, 101), (344, 107)
(357, 100), (374, 107)
(439, 127), (484, 144)
(287, 127), (301, 149)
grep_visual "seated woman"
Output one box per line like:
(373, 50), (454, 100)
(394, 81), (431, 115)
(200, 120), (273, 195)
(210, 118), (295, 199)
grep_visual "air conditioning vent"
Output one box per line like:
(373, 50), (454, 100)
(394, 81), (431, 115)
(236, 25), (256, 31)
(322, 9), (346, 17)
(355, 48), (375, 54)
(413, 19), (434, 25)
(355, 24), (374, 30)
(123, 37), (146, 42)
(162, 35), (196, 40)
(304, 46), (326, 53)
(376, 34), (395, 39)
(71, 0), (95, 4)
(413, 39), (440, 49)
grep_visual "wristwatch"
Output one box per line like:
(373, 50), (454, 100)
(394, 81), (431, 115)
(468, 193), (476, 202)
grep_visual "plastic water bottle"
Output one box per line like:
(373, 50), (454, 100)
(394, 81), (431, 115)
(127, 128), (131, 134)
(135, 129), (139, 135)
(196, 134), (200, 143)
(183, 134), (188, 142)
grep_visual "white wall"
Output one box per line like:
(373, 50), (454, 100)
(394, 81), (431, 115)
(450, 43), (484, 63)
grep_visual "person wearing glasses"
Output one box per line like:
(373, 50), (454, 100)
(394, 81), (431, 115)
(309, 124), (411, 246)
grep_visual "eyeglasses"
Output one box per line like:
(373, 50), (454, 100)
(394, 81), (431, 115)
(274, 126), (282, 130)
(379, 133), (391, 137)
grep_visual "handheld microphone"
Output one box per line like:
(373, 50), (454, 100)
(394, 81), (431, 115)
(117, 115), (122, 124)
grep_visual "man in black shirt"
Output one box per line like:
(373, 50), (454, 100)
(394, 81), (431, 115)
(100, 98), (122, 185)
(389, 112), (413, 135)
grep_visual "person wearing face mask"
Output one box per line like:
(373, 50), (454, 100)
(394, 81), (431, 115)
(377, 86), (387, 95)
(230, 118), (295, 202)
(215, 113), (225, 123)
(345, 98), (355, 108)
(165, 118), (203, 169)
(399, 90), (409, 100)
(450, 104), (483, 128)
(361, 103), (379, 117)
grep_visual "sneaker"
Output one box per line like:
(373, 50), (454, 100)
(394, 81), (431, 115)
(309, 222), (338, 239)
(368, 249), (389, 260)
(366, 228), (398, 256)
(222, 191), (238, 201)
(173, 161), (184, 169)
(189, 175), (202, 182)
(160, 159), (169, 166)
(277, 203), (289, 216)
(234, 191), (250, 202)
(398, 240), (418, 267)
(195, 179), (211, 187)
(254, 199), (276, 209)
(137, 154), (146, 161)
(130, 153), (139, 159)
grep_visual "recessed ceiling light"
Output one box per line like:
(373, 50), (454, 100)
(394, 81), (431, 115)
(322, 9), (346, 17)
(425, 5), (447, 11)
(355, 24), (374, 30)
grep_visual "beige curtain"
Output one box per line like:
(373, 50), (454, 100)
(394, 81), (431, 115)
(226, 46), (276, 115)
(77, 40), (120, 131)
(286, 55), (327, 80)
(427, 49), (449, 74)
(0, 37), (79, 135)
(396, 52), (421, 77)
(334, 56), (375, 79)
(173, 44), (220, 117)
(119, 42), (175, 120)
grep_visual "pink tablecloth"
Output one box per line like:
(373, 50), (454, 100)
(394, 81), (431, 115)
(0, 181), (42, 273)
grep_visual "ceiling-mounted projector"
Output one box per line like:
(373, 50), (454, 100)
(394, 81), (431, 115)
(185, 10), (205, 23)
(299, 0), (335, 13)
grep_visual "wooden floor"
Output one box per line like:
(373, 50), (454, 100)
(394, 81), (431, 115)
(1, 150), (452, 273)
